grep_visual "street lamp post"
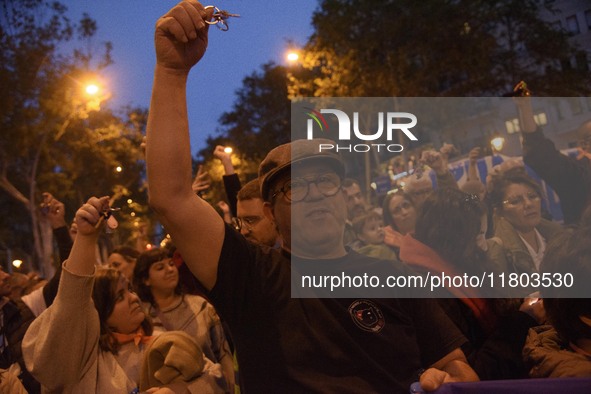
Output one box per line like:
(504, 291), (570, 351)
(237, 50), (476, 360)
(286, 51), (299, 63)
(490, 136), (505, 153)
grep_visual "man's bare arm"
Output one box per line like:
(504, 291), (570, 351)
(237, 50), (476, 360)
(146, 1), (222, 290)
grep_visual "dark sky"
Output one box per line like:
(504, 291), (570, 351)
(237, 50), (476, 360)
(61, 0), (318, 155)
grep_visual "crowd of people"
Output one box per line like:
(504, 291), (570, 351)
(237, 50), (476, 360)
(1, 1), (591, 393)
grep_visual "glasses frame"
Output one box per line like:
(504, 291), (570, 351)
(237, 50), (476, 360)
(502, 192), (541, 207)
(272, 173), (342, 203)
(232, 216), (263, 232)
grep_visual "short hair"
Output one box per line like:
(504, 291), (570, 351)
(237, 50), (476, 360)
(351, 210), (382, 236)
(541, 227), (591, 343)
(487, 167), (542, 210)
(237, 178), (262, 202)
(343, 178), (361, 189)
(93, 268), (152, 354)
(133, 248), (181, 306)
(414, 188), (486, 272)
(110, 245), (140, 262)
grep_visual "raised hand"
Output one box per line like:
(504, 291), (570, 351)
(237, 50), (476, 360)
(192, 165), (211, 194)
(213, 145), (231, 163)
(41, 192), (67, 229)
(154, 0), (213, 72)
(213, 145), (235, 175)
(74, 196), (111, 238)
(421, 150), (446, 174)
(468, 147), (481, 164)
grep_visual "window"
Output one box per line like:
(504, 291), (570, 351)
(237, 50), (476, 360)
(553, 100), (564, 120)
(534, 112), (548, 126)
(566, 15), (580, 35)
(585, 9), (591, 29)
(567, 98), (582, 115)
(505, 118), (520, 134)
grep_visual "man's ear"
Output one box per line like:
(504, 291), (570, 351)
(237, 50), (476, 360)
(263, 201), (275, 223)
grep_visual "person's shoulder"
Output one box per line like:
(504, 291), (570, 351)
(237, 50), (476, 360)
(252, 243), (288, 267)
(222, 223), (280, 263)
(183, 293), (208, 306)
(493, 217), (522, 247)
(358, 243), (399, 261)
(183, 294), (222, 322)
(537, 218), (566, 238)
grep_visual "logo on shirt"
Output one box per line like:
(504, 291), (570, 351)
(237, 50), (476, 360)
(348, 299), (385, 333)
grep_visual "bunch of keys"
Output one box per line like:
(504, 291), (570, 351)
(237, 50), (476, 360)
(95, 207), (120, 232)
(513, 81), (531, 97)
(204, 5), (239, 31)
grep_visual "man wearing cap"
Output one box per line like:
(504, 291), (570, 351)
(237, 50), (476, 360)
(147, 1), (478, 392)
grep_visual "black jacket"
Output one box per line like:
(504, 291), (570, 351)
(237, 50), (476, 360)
(522, 129), (591, 225)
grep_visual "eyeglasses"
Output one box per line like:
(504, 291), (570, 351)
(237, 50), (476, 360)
(503, 192), (541, 207)
(232, 216), (263, 232)
(272, 173), (342, 202)
(390, 200), (413, 216)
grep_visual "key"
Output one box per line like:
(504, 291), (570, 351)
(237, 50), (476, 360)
(204, 5), (240, 31)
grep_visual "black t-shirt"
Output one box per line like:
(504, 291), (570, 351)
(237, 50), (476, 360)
(209, 225), (466, 393)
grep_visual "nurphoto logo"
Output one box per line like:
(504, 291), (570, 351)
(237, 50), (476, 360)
(305, 107), (418, 153)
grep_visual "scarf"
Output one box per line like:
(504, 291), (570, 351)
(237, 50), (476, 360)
(112, 327), (153, 348)
(399, 234), (497, 333)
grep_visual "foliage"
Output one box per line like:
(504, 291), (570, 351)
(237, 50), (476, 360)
(197, 63), (292, 200)
(292, 0), (590, 97)
(0, 0), (148, 272)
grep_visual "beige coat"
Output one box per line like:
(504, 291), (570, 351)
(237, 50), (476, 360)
(22, 267), (225, 393)
(523, 325), (591, 378)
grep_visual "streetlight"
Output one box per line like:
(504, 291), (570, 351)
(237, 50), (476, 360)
(115, 166), (123, 173)
(224, 146), (233, 154)
(490, 137), (505, 153)
(12, 259), (23, 269)
(285, 47), (303, 99)
(286, 51), (299, 63)
(85, 84), (100, 95)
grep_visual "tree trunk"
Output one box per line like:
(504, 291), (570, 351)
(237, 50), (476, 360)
(37, 211), (55, 278)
